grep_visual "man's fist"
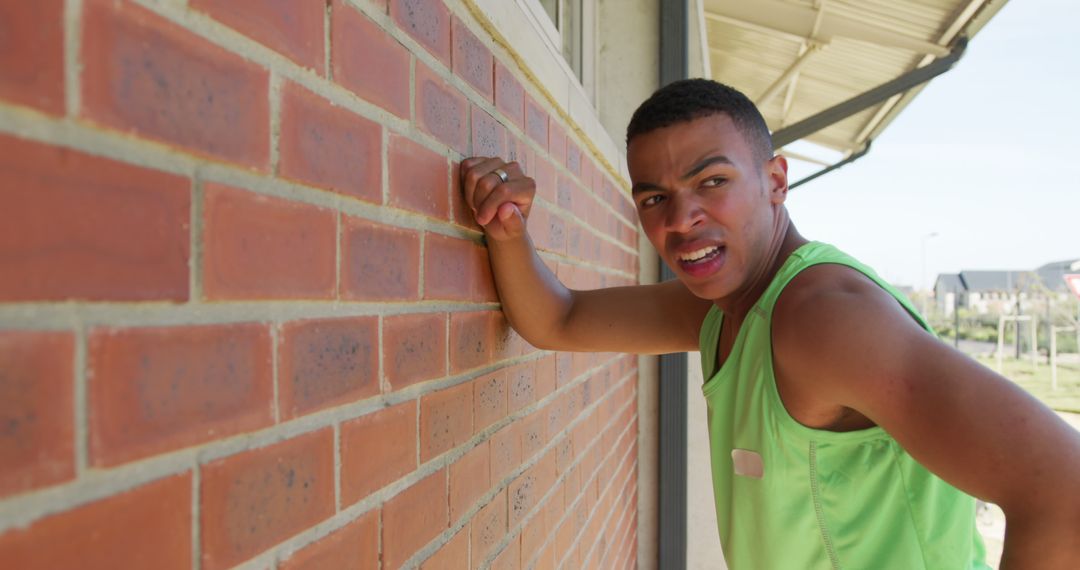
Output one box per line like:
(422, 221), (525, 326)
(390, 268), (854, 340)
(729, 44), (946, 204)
(460, 157), (536, 242)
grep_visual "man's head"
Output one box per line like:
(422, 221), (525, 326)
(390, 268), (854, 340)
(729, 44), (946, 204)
(625, 79), (790, 303)
(626, 79), (773, 165)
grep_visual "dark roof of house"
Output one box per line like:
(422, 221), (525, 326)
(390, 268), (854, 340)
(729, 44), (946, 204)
(1034, 259), (1080, 293)
(933, 258), (1080, 294)
(958, 270), (1036, 292)
(934, 273), (964, 293)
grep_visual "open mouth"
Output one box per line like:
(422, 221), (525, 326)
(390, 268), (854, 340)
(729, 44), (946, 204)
(675, 245), (725, 277)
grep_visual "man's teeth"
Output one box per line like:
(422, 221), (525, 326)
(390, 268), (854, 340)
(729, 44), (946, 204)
(679, 246), (718, 262)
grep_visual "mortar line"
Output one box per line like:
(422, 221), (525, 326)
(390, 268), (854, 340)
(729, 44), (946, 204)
(191, 463), (202, 570)
(269, 71), (283, 176)
(271, 324), (281, 424)
(190, 177), (204, 302)
(73, 320), (89, 475)
(63, 0), (84, 118)
(324, 0), (333, 81)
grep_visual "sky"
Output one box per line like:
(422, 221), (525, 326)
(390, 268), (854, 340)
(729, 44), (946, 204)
(782, 0), (1080, 290)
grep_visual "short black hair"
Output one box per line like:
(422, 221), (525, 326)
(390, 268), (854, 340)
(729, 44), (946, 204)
(626, 79), (773, 163)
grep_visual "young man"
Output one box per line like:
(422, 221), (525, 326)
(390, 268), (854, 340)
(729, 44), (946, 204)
(460, 79), (1080, 568)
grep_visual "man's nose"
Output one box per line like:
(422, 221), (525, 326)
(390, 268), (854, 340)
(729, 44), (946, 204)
(665, 194), (705, 233)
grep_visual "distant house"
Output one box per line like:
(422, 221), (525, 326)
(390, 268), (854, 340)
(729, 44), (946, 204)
(934, 259), (1080, 315)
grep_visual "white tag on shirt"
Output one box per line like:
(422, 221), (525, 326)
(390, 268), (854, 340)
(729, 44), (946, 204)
(731, 449), (764, 479)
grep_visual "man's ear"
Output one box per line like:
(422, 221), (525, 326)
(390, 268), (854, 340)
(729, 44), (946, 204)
(765, 154), (789, 205)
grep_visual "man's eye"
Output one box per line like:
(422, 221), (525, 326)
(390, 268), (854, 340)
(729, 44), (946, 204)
(702, 176), (727, 187)
(640, 195), (664, 207)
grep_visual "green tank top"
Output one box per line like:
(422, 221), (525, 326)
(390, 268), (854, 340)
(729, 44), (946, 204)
(698, 241), (988, 569)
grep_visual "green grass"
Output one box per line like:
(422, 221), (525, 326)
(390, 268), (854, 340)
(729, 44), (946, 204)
(974, 355), (1080, 413)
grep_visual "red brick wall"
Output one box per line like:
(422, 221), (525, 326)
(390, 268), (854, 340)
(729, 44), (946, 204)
(0, 0), (641, 568)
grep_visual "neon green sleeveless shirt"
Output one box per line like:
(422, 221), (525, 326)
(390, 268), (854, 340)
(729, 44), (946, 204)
(698, 241), (988, 569)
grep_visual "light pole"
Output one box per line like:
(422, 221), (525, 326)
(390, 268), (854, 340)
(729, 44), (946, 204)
(921, 232), (939, 316)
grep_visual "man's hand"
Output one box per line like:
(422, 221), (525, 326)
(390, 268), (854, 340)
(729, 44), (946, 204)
(460, 157), (534, 242)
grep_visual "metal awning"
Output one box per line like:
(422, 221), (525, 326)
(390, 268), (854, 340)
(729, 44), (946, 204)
(702, 0), (1009, 174)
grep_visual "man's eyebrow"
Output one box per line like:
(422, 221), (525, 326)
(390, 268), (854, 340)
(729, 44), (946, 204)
(683, 155), (733, 179)
(630, 155), (733, 194)
(631, 182), (664, 195)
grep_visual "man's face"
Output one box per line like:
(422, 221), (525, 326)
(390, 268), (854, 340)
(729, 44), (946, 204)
(627, 113), (788, 301)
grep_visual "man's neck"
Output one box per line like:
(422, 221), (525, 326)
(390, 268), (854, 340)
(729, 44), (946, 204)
(715, 208), (806, 322)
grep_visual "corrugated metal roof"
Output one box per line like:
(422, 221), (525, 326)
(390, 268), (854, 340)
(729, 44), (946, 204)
(702, 0), (1009, 162)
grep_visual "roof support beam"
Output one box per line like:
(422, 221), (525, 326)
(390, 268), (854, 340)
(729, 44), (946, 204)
(789, 142), (872, 190)
(756, 42), (825, 107)
(772, 37), (967, 148)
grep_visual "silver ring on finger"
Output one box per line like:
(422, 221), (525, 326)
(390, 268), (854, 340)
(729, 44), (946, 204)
(492, 168), (510, 184)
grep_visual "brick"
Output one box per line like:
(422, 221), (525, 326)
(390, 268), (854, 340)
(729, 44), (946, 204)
(192, 0), (325, 73)
(341, 402), (417, 504)
(566, 140), (582, 177)
(531, 155), (556, 204)
(509, 471), (538, 528)
(421, 526), (469, 570)
(450, 160), (483, 231)
(449, 311), (493, 373)
(535, 355), (557, 400)
(419, 382), (472, 462)
(533, 205), (565, 250)
(279, 509), (379, 570)
(202, 184), (336, 300)
(391, 0), (451, 65)
(557, 175), (575, 211)
(341, 217), (421, 301)
(389, 134), (450, 219)
(332, 0), (409, 117)
(491, 535), (520, 570)
(0, 332), (74, 498)
(471, 490), (506, 563)
(82, 0), (269, 168)
(524, 95), (548, 147)
(0, 135), (189, 301)
(506, 134), (531, 176)
(491, 311), (528, 360)
(452, 17), (493, 100)
(548, 121), (566, 166)
(383, 313), (447, 391)
(471, 104), (506, 158)
(521, 510), (547, 562)
(449, 442), (490, 521)
(0, 1), (63, 114)
(89, 324), (273, 467)
(201, 430), (335, 570)
(279, 81), (381, 201)
(494, 61), (525, 129)
(424, 234), (496, 302)
(507, 361), (536, 413)
(490, 423), (521, 483)
(278, 317), (379, 419)
(383, 469), (448, 569)
(473, 370), (506, 433)
(416, 61), (467, 154)
(520, 411), (546, 460)
(535, 544), (556, 570)
(0, 474), (191, 569)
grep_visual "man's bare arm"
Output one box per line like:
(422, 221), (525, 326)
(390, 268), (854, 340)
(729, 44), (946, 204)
(773, 265), (1080, 568)
(461, 156), (711, 354)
